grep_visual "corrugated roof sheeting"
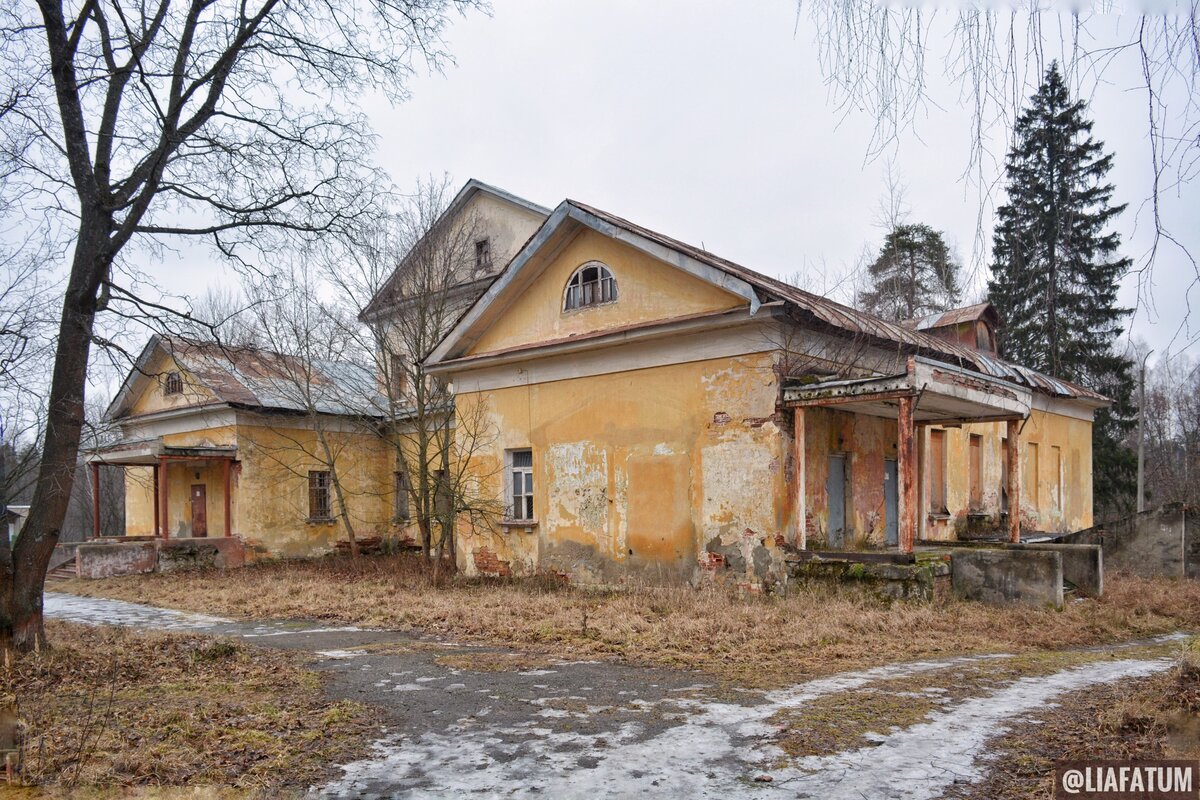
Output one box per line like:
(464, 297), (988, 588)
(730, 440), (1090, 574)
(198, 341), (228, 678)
(163, 337), (386, 418)
(567, 201), (1106, 404)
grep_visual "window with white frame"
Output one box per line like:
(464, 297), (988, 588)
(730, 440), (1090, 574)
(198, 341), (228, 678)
(507, 449), (534, 520)
(563, 262), (617, 311)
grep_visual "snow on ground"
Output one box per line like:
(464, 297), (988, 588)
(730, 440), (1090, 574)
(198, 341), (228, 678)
(43, 591), (369, 640)
(320, 654), (1172, 800)
(44, 591), (231, 631)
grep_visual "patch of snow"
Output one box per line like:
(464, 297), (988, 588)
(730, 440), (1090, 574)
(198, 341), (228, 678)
(44, 592), (230, 631)
(317, 650), (365, 660)
(320, 653), (1170, 800)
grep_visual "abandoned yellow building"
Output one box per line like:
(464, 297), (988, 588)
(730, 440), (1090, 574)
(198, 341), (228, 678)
(91, 180), (1107, 584)
(422, 195), (1107, 582)
(89, 336), (392, 559)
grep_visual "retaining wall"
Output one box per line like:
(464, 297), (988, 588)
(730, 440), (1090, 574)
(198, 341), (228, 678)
(1059, 503), (1185, 578)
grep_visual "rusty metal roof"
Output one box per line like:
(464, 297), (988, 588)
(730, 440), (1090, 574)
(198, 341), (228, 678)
(107, 336), (386, 421)
(566, 201), (1106, 404)
(904, 302), (1000, 331)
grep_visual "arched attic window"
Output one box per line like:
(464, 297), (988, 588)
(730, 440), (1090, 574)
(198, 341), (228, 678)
(563, 261), (618, 312)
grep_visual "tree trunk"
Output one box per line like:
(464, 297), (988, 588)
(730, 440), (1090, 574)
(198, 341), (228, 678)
(2, 225), (106, 651)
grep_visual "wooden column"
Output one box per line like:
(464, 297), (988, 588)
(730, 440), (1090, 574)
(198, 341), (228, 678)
(90, 462), (101, 539)
(223, 458), (232, 537)
(158, 455), (170, 539)
(1006, 419), (1021, 543)
(153, 463), (161, 536)
(897, 395), (917, 554)
(792, 407), (807, 549)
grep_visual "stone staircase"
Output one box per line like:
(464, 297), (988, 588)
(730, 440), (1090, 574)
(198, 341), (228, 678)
(45, 565), (77, 582)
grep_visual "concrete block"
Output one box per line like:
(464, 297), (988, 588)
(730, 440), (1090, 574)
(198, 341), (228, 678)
(76, 541), (157, 579)
(157, 537), (246, 571)
(1014, 543), (1103, 597)
(1060, 503), (1185, 578)
(951, 548), (1063, 610)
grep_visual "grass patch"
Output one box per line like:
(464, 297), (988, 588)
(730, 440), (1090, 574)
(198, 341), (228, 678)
(773, 642), (1182, 759)
(58, 554), (1200, 688)
(2, 621), (377, 795)
(943, 639), (1200, 800)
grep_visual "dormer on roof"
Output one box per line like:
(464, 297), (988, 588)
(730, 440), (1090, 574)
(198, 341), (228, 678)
(903, 302), (1000, 353)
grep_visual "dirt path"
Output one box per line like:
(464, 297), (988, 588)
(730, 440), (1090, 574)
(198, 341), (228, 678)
(43, 592), (1183, 799)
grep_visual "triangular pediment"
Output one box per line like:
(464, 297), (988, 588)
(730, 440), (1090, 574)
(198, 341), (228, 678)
(426, 202), (762, 365)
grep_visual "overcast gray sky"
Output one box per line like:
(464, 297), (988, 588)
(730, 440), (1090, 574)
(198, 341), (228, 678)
(165, 1), (1200, 363)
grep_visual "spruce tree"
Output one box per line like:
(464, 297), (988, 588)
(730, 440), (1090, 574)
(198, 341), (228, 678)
(987, 62), (1136, 518)
(857, 223), (962, 322)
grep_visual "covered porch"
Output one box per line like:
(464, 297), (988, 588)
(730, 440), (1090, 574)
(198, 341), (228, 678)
(784, 356), (1032, 553)
(86, 440), (238, 539)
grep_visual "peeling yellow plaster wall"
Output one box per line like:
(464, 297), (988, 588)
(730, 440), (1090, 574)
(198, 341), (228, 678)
(467, 229), (747, 356)
(128, 351), (218, 416)
(796, 406), (1093, 547)
(234, 423), (392, 558)
(455, 352), (783, 582)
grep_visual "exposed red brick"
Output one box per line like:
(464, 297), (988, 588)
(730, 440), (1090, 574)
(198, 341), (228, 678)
(473, 546), (511, 577)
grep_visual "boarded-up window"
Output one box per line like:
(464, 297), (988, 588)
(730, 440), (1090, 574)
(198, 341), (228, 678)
(1051, 445), (1063, 511)
(929, 429), (947, 513)
(508, 449), (534, 520)
(308, 470), (331, 519)
(394, 471), (410, 520)
(968, 434), (983, 511)
(163, 371), (183, 396)
(1025, 442), (1040, 510)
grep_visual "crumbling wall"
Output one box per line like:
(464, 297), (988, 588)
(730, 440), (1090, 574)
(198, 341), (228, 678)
(1060, 503), (1185, 578)
(456, 352), (786, 586)
(801, 409), (897, 549)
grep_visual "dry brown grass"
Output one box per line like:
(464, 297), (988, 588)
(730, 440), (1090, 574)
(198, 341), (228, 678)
(943, 640), (1200, 799)
(59, 554), (1200, 687)
(1, 621), (377, 795)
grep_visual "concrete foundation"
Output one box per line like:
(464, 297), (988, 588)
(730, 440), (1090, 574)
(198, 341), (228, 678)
(950, 548), (1064, 610)
(76, 541), (158, 579)
(786, 555), (950, 602)
(1018, 542), (1103, 597)
(75, 536), (246, 579)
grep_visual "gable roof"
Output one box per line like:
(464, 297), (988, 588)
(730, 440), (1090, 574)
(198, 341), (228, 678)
(904, 302), (1000, 332)
(106, 336), (385, 421)
(426, 199), (1106, 405)
(358, 179), (550, 321)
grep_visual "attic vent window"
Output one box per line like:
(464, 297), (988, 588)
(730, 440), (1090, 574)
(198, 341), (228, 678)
(563, 262), (617, 311)
(475, 238), (492, 271)
(164, 371), (183, 396)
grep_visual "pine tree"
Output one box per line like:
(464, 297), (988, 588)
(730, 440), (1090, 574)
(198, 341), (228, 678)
(857, 223), (962, 322)
(987, 62), (1136, 518)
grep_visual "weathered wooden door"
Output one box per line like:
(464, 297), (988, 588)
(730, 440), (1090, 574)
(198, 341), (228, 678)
(884, 458), (899, 546)
(826, 454), (847, 549)
(191, 484), (207, 537)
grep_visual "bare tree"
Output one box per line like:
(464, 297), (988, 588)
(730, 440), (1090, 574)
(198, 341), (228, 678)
(334, 177), (503, 574)
(1138, 351), (1200, 509)
(0, 0), (484, 651)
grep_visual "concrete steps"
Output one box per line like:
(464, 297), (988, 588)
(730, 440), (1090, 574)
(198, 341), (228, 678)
(44, 566), (76, 583)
